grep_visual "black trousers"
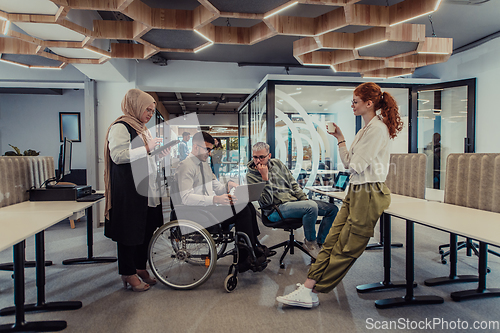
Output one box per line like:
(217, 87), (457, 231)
(173, 203), (261, 250)
(117, 205), (162, 276)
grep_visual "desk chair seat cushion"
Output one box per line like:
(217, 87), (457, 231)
(261, 213), (303, 230)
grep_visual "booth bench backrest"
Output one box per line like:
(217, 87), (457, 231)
(385, 153), (427, 199)
(0, 156), (55, 208)
(445, 153), (500, 213)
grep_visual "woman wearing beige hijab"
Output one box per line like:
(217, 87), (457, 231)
(104, 89), (167, 292)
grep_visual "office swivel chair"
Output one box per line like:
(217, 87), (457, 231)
(260, 204), (314, 269)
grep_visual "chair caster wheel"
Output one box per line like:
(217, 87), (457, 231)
(439, 250), (444, 255)
(224, 274), (238, 292)
(280, 263), (285, 269)
(441, 259), (447, 264)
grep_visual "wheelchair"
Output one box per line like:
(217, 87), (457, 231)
(148, 179), (263, 292)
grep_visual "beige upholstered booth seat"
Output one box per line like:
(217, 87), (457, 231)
(445, 153), (500, 212)
(0, 156), (55, 208)
(385, 153), (427, 199)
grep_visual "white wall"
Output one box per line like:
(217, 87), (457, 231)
(414, 37), (500, 153)
(0, 89), (86, 169)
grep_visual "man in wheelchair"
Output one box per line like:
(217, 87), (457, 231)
(173, 131), (274, 272)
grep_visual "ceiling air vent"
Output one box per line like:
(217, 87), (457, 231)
(446, 0), (490, 5)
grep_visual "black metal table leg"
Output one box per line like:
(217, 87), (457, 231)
(0, 231), (82, 316)
(366, 214), (403, 250)
(425, 233), (478, 286)
(0, 241), (66, 332)
(375, 220), (444, 309)
(451, 242), (500, 301)
(62, 207), (117, 265)
(357, 214), (410, 293)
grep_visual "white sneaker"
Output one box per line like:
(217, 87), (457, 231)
(303, 238), (320, 259)
(276, 283), (315, 308)
(311, 291), (320, 307)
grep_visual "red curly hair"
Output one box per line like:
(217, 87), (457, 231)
(354, 82), (403, 139)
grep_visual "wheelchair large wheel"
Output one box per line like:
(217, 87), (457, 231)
(148, 220), (217, 290)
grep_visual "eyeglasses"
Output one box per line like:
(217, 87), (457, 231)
(196, 144), (212, 153)
(252, 154), (269, 160)
(145, 108), (155, 115)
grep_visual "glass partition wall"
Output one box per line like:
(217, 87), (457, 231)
(239, 78), (475, 194)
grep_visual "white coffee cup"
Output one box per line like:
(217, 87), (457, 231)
(326, 121), (336, 134)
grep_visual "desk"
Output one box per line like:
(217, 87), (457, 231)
(0, 210), (73, 332)
(1, 200), (117, 266)
(376, 200), (500, 308)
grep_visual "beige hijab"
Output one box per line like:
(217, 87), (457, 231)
(104, 89), (156, 219)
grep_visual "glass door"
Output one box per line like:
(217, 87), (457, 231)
(415, 79), (476, 194)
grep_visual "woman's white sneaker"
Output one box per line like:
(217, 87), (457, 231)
(277, 284), (317, 308)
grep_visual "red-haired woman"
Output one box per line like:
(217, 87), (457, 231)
(277, 82), (404, 308)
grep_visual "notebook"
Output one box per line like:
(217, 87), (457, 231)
(311, 171), (350, 192)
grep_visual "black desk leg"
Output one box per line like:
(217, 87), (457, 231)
(375, 220), (444, 309)
(0, 241), (66, 332)
(62, 206), (117, 265)
(357, 214), (410, 293)
(0, 231), (82, 316)
(425, 233), (478, 286)
(451, 242), (500, 301)
(366, 214), (403, 250)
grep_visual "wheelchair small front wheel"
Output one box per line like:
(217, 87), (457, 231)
(148, 220), (217, 290)
(224, 273), (238, 293)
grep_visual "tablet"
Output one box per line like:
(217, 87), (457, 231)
(150, 139), (180, 156)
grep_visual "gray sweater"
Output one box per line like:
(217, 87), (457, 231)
(246, 158), (307, 216)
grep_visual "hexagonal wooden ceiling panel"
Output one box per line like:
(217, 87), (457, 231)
(0, 0), (452, 77)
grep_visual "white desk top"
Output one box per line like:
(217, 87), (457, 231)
(386, 200), (500, 247)
(0, 210), (73, 252)
(0, 199), (102, 214)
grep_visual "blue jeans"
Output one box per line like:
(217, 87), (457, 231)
(267, 200), (338, 244)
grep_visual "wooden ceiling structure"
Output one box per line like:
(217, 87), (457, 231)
(0, 0), (452, 78)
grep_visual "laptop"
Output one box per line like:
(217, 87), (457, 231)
(310, 171), (350, 192)
(229, 182), (266, 202)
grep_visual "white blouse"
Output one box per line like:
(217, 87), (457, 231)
(338, 115), (390, 185)
(108, 123), (161, 207)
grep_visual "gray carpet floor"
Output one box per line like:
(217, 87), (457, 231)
(1, 212), (500, 333)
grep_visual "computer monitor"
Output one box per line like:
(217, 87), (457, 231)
(58, 137), (73, 181)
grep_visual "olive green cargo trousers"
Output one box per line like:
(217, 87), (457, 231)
(307, 182), (391, 293)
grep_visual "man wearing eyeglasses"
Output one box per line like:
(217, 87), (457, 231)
(247, 142), (339, 259)
(175, 132), (273, 268)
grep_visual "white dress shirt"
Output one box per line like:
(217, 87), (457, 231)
(338, 115), (390, 185)
(108, 123), (161, 207)
(176, 153), (226, 206)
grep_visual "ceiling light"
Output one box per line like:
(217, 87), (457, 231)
(324, 108), (328, 111)
(363, 76), (384, 79)
(194, 30), (213, 43)
(2, 20), (10, 35)
(264, 1), (299, 19)
(288, 91), (302, 96)
(434, 0), (443, 11)
(296, 87), (301, 90)
(83, 46), (111, 58)
(0, 58), (29, 68)
(303, 63), (331, 67)
(194, 42), (213, 53)
(357, 39), (388, 50)
(459, 111), (467, 114)
(336, 88), (355, 91)
(418, 51), (449, 55)
(390, 11), (434, 27)
(418, 109), (431, 112)
(29, 66), (62, 70)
